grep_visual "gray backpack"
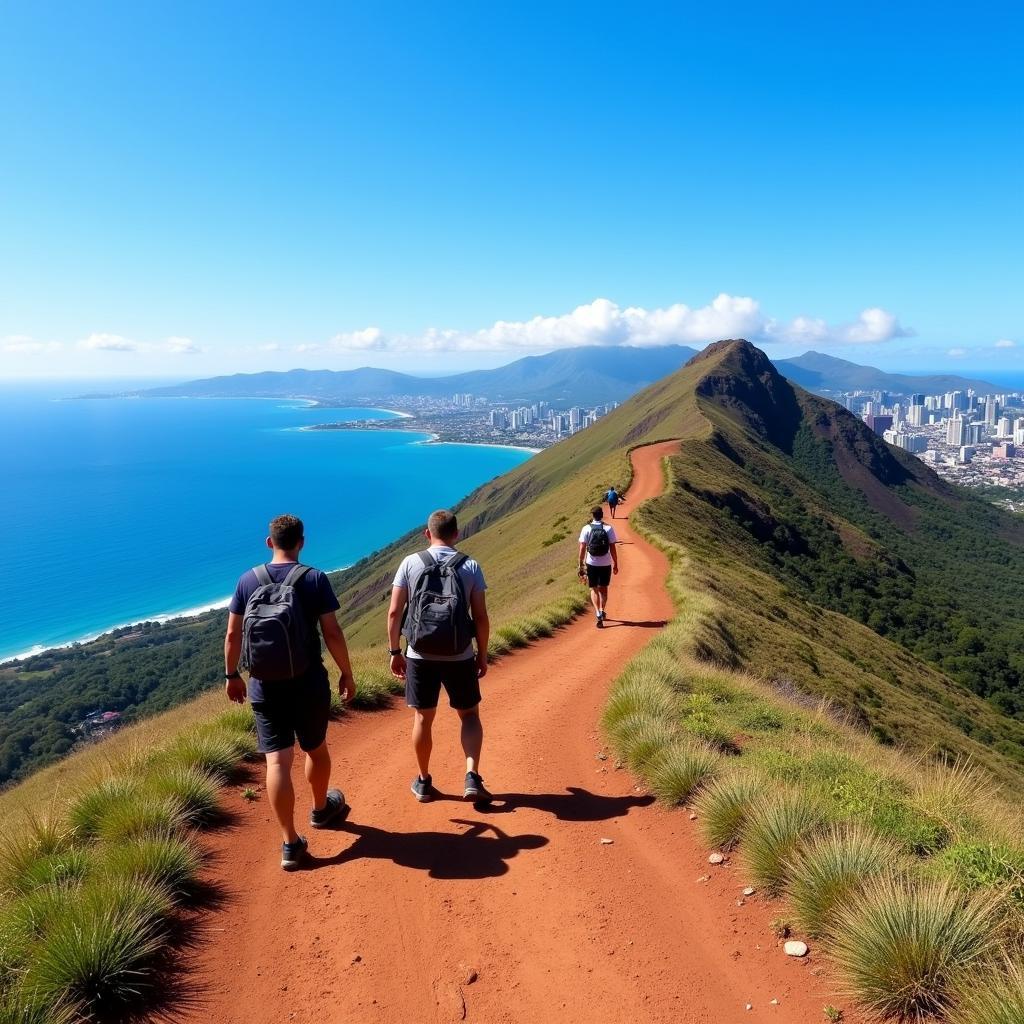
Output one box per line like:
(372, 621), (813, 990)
(402, 551), (476, 657)
(241, 564), (314, 681)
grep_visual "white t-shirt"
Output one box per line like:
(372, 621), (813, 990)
(579, 521), (618, 567)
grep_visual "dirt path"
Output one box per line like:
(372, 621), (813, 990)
(180, 441), (858, 1024)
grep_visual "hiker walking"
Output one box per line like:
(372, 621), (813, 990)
(606, 485), (624, 519)
(579, 506), (619, 628)
(224, 514), (355, 870)
(388, 509), (492, 804)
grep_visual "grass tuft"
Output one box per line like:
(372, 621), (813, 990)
(607, 712), (677, 773)
(94, 794), (189, 844)
(647, 740), (721, 805)
(740, 789), (825, 894)
(159, 729), (248, 781)
(830, 874), (999, 1020)
(786, 823), (900, 937)
(67, 777), (142, 839)
(144, 765), (223, 826)
(694, 773), (764, 851)
(949, 960), (1024, 1024)
(99, 831), (203, 896)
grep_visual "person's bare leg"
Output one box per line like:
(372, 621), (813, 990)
(265, 747), (298, 843)
(457, 706), (483, 774)
(599, 585), (609, 615)
(304, 740), (331, 812)
(590, 586), (601, 616)
(411, 707), (436, 778)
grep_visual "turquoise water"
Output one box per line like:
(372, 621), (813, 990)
(0, 387), (532, 660)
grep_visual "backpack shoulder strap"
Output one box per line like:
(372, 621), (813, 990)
(443, 552), (469, 572)
(283, 564), (312, 588)
(416, 550), (436, 570)
(253, 564), (273, 587)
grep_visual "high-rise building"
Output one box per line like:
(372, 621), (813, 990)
(1014, 418), (1024, 446)
(985, 395), (998, 425)
(946, 414), (966, 446)
(993, 443), (1016, 460)
(908, 405), (925, 427)
(864, 414), (893, 435)
(998, 415), (1013, 437)
(959, 446), (975, 464)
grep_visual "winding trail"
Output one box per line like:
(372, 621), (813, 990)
(180, 441), (858, 1024)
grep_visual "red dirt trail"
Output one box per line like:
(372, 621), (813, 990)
(179, 441), (860, 1024)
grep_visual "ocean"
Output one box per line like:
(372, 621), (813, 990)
(0, 385), (532, 661)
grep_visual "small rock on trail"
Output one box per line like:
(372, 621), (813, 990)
(709, 852), (726, 864)
(784, 940), (809, 957)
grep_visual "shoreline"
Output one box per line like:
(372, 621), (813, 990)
(0, 562), (354, 667)
(308, 421), (543, 454)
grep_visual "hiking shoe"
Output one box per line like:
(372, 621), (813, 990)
(411, 774), (434, 802)
(464, 771), (492, 803)
(310, 788), (347, 829)
(281, 835), (309, 871)
(596, 614), (604, 628)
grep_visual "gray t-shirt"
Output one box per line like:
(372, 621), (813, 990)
(392, 545), (487, 661)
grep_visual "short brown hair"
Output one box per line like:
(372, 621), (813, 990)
(269, 514), (304, 550)
(591, 506), (604, 520)
(427, 509), (458, 542)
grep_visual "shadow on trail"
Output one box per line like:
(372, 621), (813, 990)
(303, 818), (547, 879)
(471, 787), (654, 821)
(600, 618), (668, 630)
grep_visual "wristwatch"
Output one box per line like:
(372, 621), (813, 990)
(388, 648), (402, 657)
(224, 670), (242, 680)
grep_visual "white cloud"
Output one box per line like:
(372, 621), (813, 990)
(165, 335), (200, 354)
(326, 294), (913, 354)
(995, 338), (1016, 349)
(294, 343), (323, 353)
(948, 347), (968, 358)
(2, 336), (63, 355)
(79, 333), (138, 352)
(257, 343), (282, 352)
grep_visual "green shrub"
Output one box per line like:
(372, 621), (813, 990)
(937, 841), (1024, 903)
(20, 896), (166, 1018)
(740, 789), (825, 894)
(786, 824), (899, 937)
(737, 706), (786, 731)
(830, 875), (999, 1020)
(647, 740), (720, 805)
(949, 961), (1024, 1024)
(608, 712), (676, 773)
(144, 765), (222, 826)
(694, 773), (764, 851)
(870, 799), (949, 855)
(67, 777), (143, 839)
(100, 832), (202, 896)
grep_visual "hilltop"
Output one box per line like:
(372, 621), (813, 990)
(131, 344), (699, 406)
(775, 350), (997, 395)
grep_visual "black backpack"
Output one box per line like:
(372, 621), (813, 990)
(241, 564), (314, 681)
(402, 551), (476, 657)
(586, 523), (610, 557)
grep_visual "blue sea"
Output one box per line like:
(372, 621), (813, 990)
(0, 384), (532, 661)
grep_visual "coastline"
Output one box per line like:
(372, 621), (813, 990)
(0, 562), (354, 667)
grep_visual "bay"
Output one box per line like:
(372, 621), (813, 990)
(0, 387), (531, 660)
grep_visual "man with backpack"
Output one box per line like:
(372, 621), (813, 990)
(224, 514), (355, 870)
(387, 509), (491, 804)
(606, 485), (623, 519)
(578, 506), (619, 627)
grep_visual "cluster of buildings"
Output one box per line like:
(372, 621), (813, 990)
(486, 399), (613, 438)
(843, 386), (1024, 501)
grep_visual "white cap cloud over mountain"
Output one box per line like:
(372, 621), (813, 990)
(327, 294), (913, 354)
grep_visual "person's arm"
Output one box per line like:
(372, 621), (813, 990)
(387, 586), (408, 679)
(610, 541), (619, 574)
(577, 541), (587, 576)
(470, 589), (490, 678)
(223, 612), (246, 704)
(321, 612), (355, 702)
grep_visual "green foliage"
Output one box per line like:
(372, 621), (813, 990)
(607, 713), (677, 774)
(67, 777), (143, 839)
(99, 832), (203, 896)
(936, 841), (1024, 903)
(144, 765), (222, 826)
(830, 875), (999, 1020)
(949, 961), (1024, 1024)
(694, 773), (764, 852)
(740, 789), (825, 895)
(1, 848), (92, 897)
(786, 824), (899, 937)
(646, 740), (720, 805)
(159, 728), (248, 781)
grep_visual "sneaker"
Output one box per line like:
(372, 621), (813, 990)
(310, 788), (347, 829)
(596, 614), (603, 628)
(464, 771), (492, 803)
(281, 835), (309, 871)
(411, 774), (434, 802)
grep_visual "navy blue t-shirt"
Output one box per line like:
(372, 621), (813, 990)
(229, 562), (341, 701)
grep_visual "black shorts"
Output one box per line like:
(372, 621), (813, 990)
(250, 669), (331, 754)
(586, 564), (612, 587)
(406, 657), (481, 711)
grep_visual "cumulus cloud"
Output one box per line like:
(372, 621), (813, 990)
(995, 338), (1016, 349)
(948, 347), (968, 358)
(79, 333), (138, 352)
(326, 294), (913, 355)
(165, 335), (200, 354)
(2, 335), (64, 355)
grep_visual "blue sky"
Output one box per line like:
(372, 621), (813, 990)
(1, 1), (1021, 378)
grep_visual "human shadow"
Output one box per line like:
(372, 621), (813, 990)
(303, 818), (547, 879)
(471, 786), (654, 822)
(601, 618), (668, 630)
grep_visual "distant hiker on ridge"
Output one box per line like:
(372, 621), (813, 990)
(606, 485), (624, 519)
(387, 509), (492, 805)
(224, 514), (355, 870)
(579, 505), (619, 628)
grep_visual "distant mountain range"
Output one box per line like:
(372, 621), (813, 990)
(774, 351), (997, 395)
(125, 344), (999, 407)
(135, 345), (700, 406)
